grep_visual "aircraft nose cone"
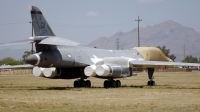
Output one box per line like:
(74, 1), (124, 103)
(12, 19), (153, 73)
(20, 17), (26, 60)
(25, 54), (40, 65)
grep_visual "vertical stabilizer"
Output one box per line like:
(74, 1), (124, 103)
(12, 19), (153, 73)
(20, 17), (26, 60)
(29, 6), (55, 36)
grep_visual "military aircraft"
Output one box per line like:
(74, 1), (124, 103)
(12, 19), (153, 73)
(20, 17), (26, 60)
(1, 6), (200, 88)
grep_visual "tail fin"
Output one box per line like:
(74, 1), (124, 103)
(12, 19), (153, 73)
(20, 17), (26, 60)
(29, 6), (55, 36)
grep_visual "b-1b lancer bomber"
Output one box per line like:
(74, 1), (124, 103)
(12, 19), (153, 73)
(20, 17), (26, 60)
(1, 6), (200, 88)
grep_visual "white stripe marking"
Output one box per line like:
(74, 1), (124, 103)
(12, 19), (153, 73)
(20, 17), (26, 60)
(34, 54), (40, 66)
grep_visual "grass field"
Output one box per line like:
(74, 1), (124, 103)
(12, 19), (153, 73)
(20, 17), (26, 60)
(0, 71), (200, 112)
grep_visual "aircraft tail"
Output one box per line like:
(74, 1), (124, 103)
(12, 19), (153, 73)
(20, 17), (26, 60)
(29, 6), (55, 36)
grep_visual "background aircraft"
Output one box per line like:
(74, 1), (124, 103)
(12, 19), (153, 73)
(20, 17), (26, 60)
(1, 6), (200, 88)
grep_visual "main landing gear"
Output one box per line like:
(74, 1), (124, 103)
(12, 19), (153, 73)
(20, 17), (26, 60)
(74, 79), (91, 87)
(103, 79), (121, 88)
(147, 68), (155, 86)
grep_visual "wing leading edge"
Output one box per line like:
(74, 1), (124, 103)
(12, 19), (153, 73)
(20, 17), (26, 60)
(0, 64), (34, 69)
(129, 60), (200, 69)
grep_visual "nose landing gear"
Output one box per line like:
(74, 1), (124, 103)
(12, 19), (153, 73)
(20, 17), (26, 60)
(147, 68), (155, 86)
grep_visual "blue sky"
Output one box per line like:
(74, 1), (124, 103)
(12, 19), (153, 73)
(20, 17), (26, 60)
(0, 0), (200, 47)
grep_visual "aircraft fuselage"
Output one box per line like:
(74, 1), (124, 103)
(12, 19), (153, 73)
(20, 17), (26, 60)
(26, 45), (144, 68)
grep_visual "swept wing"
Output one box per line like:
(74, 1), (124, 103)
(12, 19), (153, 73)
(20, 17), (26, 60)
(130, 60), (200, 68)
(0, 64), (34, 69)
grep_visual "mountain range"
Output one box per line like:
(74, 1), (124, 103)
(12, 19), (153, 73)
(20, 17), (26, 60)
(87, 20), (200, 61)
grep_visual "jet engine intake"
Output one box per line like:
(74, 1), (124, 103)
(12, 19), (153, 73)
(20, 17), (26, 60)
(96, 65), (130, 78)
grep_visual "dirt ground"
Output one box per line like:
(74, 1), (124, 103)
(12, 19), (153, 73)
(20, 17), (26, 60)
(0, 71), (200, 112)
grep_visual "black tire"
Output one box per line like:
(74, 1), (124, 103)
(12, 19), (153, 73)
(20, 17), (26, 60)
(151, 81), (155, 86)
(82, 80), (86, 87)
(147, 81), (151, 86)
(112, 80), (116, 88)
(104, 80), (109, 88)
(116, 80), (121, 88)
(86, 80), (91, 87)
(74, 80), (79, 87)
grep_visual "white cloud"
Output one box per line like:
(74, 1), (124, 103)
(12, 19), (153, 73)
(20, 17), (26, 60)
(137, 0), (164, 3)
(86, 11), (99, 17)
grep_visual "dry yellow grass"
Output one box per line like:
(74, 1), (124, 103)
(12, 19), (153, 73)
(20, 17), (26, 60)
(0, 71), (200, 112)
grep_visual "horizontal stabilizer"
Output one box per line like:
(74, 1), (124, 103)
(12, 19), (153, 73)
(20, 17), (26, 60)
(39, 37), (79, 46)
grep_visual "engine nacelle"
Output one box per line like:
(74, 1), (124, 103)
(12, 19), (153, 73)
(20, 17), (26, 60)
(43, 67), (60, 78)
(84, 65), (96, 77)
(32, 67), (44, 77)
(33, 67), (83, 79)
(96, 65), (130, 78)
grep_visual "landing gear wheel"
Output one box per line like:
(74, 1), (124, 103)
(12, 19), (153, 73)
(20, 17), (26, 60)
(147, 81), (155, 86)
(74, 80), (79, 87)
(86, 80), (91, 87)
(116, 80), (121, 88)
(112, 80), (116, 88)
(74, 79), (92, 87)
(104, 80), (109, 88)
(147, 81), (151, 86)
(151, 81), (155, 86)
(82, 81), (86, 87)
(104, 80), (121, 88)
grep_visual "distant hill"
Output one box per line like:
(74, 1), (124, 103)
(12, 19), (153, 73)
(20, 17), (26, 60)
(87, 20), (200, 61)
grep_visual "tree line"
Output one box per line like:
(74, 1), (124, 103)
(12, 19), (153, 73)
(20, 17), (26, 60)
(0, 51), (34, 65)
(0, 57), (23, 65)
